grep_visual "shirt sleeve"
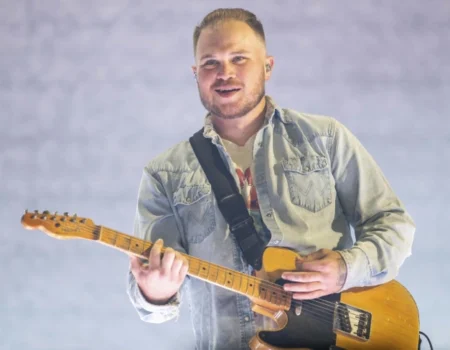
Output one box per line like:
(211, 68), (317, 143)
(126, 166), (187, 323)
(329, 120), (415, 290)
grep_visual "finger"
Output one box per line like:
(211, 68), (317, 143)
(179, 262), (189, 281)
(170, 252), (184, 275)
(299, 260), (328, 272)
(282, 271), (322, 282)
(283, 282), (323, 293)
(161, 247), (176, 274)
(303, 248), (329, 261)
(129, 255), (143, 275)
(292, 290), (326, 300)
(149, 239), (163, 269)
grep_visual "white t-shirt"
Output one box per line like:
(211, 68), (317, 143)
(221, 135), (277, 332)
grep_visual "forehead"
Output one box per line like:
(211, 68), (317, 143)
(196, 20), (265, 59)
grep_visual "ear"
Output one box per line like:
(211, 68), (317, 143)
(191, 65), (198, 81)
(264, 56), (274, 81)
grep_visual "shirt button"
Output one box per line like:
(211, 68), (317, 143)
(266, 212), (272, 218)
(273, 240), (280, 245)
(244, 316), (250, 322)
(258, 142), (262, 147)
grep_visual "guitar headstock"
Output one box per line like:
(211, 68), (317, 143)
(21, 210), (97, 240)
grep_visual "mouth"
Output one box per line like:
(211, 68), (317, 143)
(214, 87), (242, 98)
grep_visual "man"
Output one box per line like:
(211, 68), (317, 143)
(127, 8), (415, 350)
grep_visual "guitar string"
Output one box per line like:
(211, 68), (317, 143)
(91, 224), (365, 318)
(299, 304), (416, 344)
(186, 255), (414, 330)
(94, 223), (415, 335)
(44, 219), (416, 340)
(117, 229), (420, 340)
(95, 224), (417, 338)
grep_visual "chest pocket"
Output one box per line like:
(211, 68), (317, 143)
(173, 184), (216, 244)
(281, 156), (332, 213)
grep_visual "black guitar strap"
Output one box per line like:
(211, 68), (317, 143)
(189, 128), (266, 270)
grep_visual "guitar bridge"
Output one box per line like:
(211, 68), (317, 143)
(333, 303), (372, 341)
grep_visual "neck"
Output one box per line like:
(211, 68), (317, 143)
(212, 97), (267, 146)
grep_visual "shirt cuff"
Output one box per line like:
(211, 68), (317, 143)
(338, 246), (371, 290)
(135, 285), (180, 313)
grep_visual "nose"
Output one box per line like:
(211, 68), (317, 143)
(217, 62), (236, 80)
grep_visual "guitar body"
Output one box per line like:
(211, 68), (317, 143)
(249, 247), (420, 350)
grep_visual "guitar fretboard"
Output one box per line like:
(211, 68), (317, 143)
(97, 225), (290, 310)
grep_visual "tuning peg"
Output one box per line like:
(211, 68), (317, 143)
(34, 210), (39, 214)
(25, 209), (28, 214)
(43, 210), (50, 215)
(64, 212), (69, 216)
(80, 219), (86, 223)
(54, 211), (58, 215)
(70, 214), (77, 222)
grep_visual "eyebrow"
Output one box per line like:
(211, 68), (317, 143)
(199, 50), (251, 61)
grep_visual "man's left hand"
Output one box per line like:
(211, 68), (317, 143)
(282, 249), (347, 300)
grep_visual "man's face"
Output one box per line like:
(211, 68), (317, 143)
(194, 20), (272, 120)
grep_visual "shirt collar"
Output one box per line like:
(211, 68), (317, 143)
(202, 96), (290, 141)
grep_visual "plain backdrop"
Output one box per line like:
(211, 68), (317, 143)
(1, 1), (449, 349)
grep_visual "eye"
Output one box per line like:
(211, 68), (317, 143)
(233, 56), (246, 63)
(202, 60), (218, 69)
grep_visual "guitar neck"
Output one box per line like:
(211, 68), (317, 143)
(97, 225), (290, 310)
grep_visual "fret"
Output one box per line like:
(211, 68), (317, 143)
(129, 237), (145, 256)
(188, 258), (201, 277)
(268, 288), (279, 305)
(110, 232), (119, 247)
(251, 279), (261, 298)
(101, 232), (114, 244)
(260, 284), (268, 301)
(231, 273), (242, 291)
(197, 261), (210, 279)
(246, 277), (255, 297)
(115, 233), (131, 251)
(224, 270), (234, 290)
(207, 264), (219, 283)
(239, 275), (249, 295)
(216, 268), (227, 286)
(105, 232), (117, 245)
(98, 226), (114, 245)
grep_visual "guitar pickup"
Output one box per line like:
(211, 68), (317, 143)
(333, 303), (372, 342)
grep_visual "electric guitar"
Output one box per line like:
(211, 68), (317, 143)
(21, 210), (420, 350)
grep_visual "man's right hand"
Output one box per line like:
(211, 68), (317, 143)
(130, 238), (189, 305)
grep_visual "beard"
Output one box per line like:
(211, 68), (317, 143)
(198, 70), (266, 120)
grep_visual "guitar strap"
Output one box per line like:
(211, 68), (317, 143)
(189, 128), (266, 270)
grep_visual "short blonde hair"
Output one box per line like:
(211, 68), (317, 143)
(193, 8), (266, 55)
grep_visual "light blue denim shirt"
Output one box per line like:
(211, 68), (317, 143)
(127, 96), (415, 350)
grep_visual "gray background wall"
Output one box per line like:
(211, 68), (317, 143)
(1, 1), (449, 349)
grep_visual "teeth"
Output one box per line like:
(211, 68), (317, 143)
(218, 88), (238, 92)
